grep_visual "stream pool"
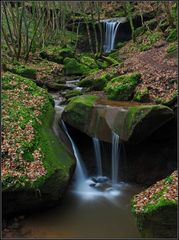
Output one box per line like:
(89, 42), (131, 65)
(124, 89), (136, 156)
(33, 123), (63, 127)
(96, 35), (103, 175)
(5, 179), (142, 238)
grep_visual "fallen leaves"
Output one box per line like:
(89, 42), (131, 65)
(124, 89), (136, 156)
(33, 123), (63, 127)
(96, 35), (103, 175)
(2, 74), (47, 185)
(133, 171), (178, 213)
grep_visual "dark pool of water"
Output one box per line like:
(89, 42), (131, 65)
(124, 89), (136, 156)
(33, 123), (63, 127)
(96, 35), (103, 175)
(6, 179), (142, 238)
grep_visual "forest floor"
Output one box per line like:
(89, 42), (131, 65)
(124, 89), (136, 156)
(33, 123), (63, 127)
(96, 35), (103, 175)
(118, 40), (177, 102)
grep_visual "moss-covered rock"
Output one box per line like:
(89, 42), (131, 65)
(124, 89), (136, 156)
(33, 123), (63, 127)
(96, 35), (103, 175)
(79, 54), (99, 69)
(78, 67), (118, 90)
(63, 57), (91, 76)
(40, 46), (74, 64)
(62, 97), (174, 144)
(105, 72), (141, 100)
(2, 72), (75, 216)
(6, 63), (37, 79)
(62, 95), (99, 132)
(133, 87), (149, 102)
(154, 91), (177, 107)
(131, 171), (177, 238)
(64, 89), (82, 100)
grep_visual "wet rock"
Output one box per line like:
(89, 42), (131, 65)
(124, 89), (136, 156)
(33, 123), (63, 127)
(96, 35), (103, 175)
(62, 95), (174, 144)
(89, 183), (96, 188)
(96, 176), (109, 183)
(95, 182), (111, 191)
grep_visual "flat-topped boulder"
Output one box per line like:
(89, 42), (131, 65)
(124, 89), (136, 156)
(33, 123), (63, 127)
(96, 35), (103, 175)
(62, 95), (174, 144)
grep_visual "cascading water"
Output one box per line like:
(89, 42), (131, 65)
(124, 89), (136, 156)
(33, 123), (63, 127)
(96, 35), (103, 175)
(92, 137), (102, 176)
(103, 20), (121, 53)
(61, 120), (87, 187)
(112, 132), (120, 186)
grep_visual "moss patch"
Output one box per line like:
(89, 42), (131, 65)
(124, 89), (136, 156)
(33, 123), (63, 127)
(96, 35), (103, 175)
(6, 63), (37, 79)
(63, 57), (91, 76)
(131, 171), (177, 238)
(105, 72), (141, 100)
(63, 95), (99, 130)
(133, 87), (149, 102)
(2, 72), (74, 191)
(40, 46), (74, 64)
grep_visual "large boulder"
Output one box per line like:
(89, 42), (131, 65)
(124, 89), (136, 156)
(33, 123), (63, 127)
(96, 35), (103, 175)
(78, 66), (118, 90)
(62, 95), (174, 144)
(105, 72), (141, 100)
(131, 171), (177, 238)
(2, 72), (75, 217)
(63, 57), (91, 76)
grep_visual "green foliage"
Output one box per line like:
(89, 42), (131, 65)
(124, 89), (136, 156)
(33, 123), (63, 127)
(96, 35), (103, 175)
(40, 46), (74, 64)
(166, 28), (177, 42)
(134, 87), (149, 102)
(105, 72), (141, 100)
(114, 9), (126, 17)
(7, 63), (37, 79)
(63, 57), (91, 76)
(96, 59), (109, 69)
(166, 42), (177, 54)
(139, 31), (162, 52)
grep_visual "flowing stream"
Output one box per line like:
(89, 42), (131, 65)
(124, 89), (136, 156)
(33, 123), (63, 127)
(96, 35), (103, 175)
(7, 92), (142, 238)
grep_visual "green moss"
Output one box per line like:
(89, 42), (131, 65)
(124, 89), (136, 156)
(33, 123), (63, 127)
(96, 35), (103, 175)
(78, 68), (117, 91)
(79, 54), (99, 69)
(7, 63), (37, 79)
(2, 72), (74, 191)
(138, 31), (162, 52)
(101, 56), (119, 66)
(139, 44), (151, 51)
(64, 89), (82, 99)
(134, 87), (149, 102)
(96, 59), (109, 69)
(40, 46), (74, 64)
(32, 102), (74, 189)
(78, 78), (93, 88)
(131, 171), (177, 237)
(125, 105), (168, 137)
(64, 95), (99, 128)
(105, 72), (141, 100)
(154, 91), (177, 106)
(64, 57), (91, 76)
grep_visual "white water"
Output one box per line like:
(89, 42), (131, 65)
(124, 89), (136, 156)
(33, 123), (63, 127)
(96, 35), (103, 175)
(92, 137), (102, 176)
(103, 18), (125, 53)
(61, 120), (87, 187)
(66, 79), (82, 91)
(112, 132), (120, 186)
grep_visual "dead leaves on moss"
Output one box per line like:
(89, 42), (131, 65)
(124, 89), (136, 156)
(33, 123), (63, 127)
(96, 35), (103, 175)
(133, 171), (178, 213)
(2, 77), (47, 183)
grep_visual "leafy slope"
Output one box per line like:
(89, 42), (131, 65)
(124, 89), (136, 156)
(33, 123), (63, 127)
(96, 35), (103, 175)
(2, 72), (74, 191)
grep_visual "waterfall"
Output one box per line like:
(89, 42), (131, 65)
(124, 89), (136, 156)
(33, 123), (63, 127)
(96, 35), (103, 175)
(103, 19), (121, 53)
(61, 120), (87, 184)
(112, 132), (120, 185)
(92, 137), (102, 176)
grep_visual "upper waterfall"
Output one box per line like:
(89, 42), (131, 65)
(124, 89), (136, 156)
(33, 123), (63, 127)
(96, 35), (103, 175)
(102, 17), (126, 53)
